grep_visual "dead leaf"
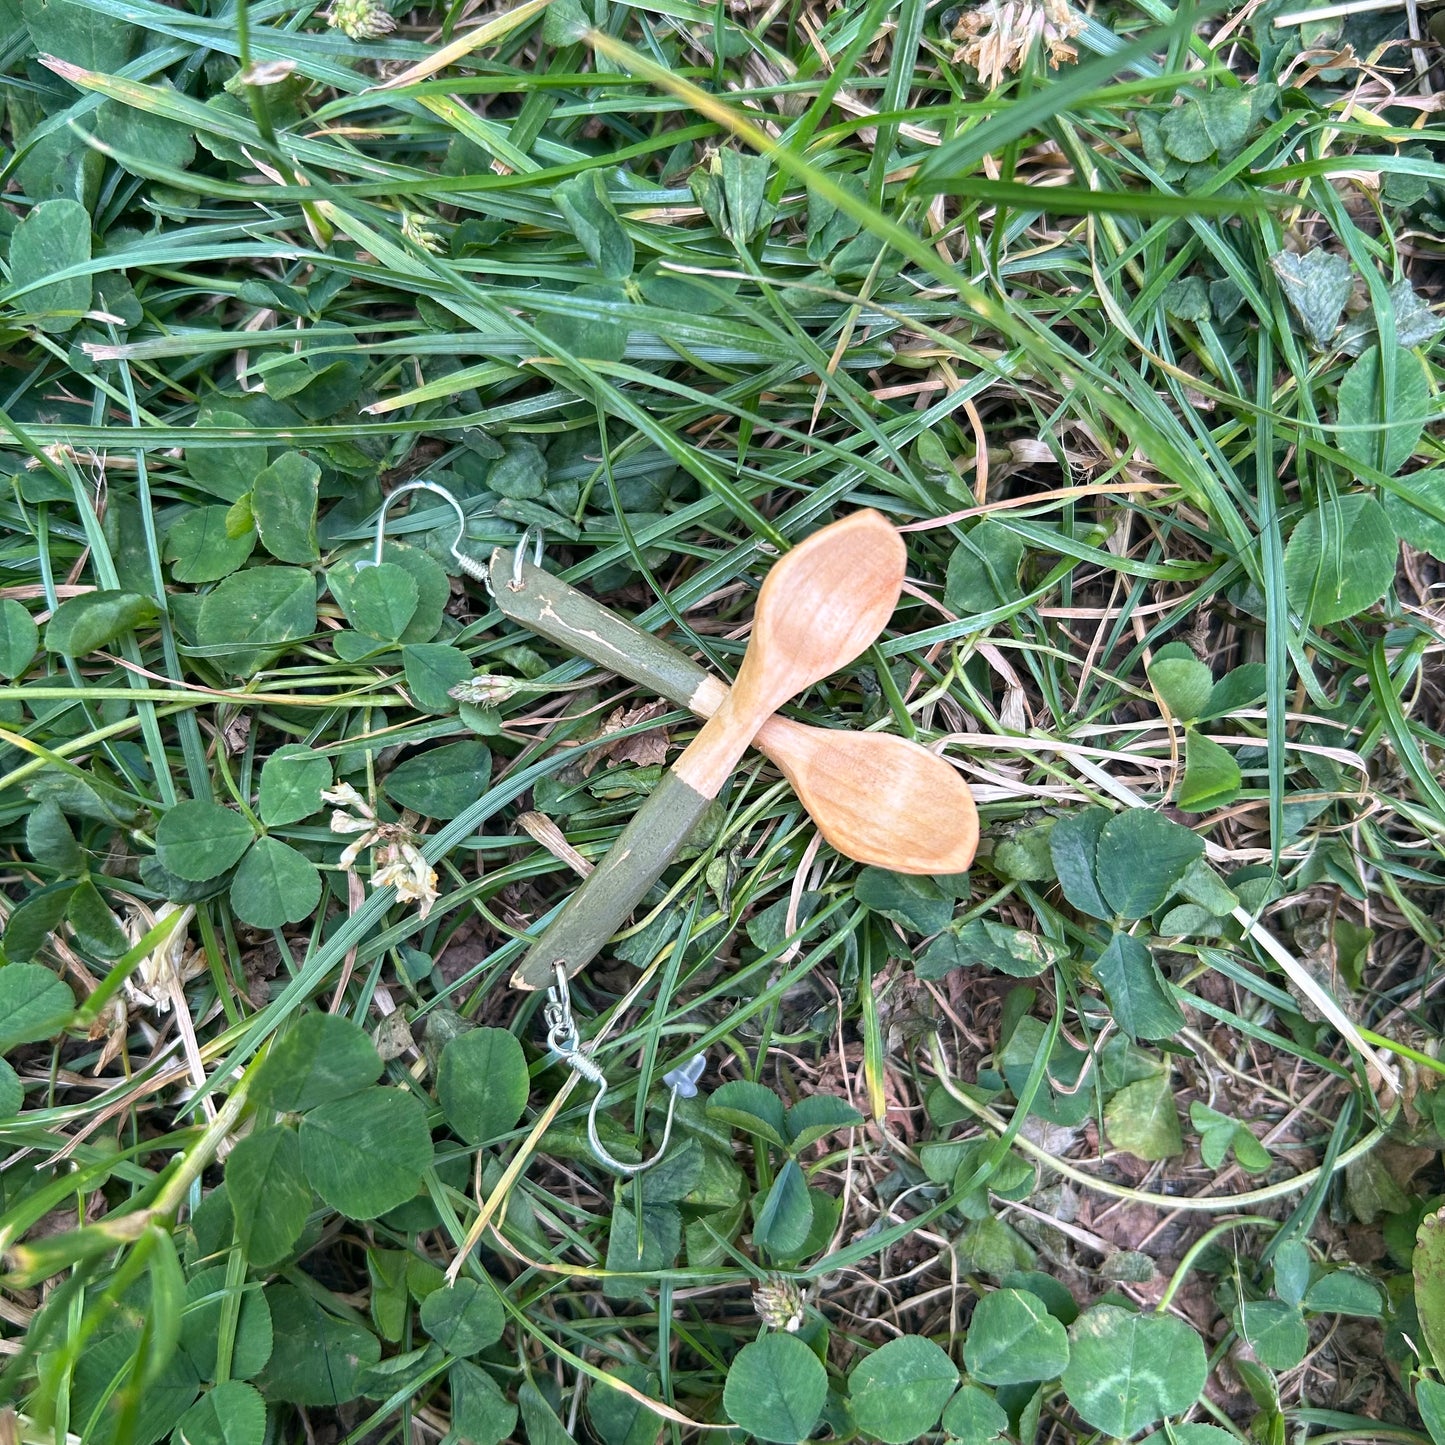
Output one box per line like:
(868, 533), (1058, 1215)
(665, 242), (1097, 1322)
(517, 810), (592, 878)
(222, 712), (251, 754)
(88, 997), (127, 1075)
(582, 701), (671, 775)
(374, 1009), (417, 1062)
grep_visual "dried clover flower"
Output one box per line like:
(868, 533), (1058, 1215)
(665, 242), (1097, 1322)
(951, 0), (1083, 90)
(371, 841), (440, 919)
(324, 782), (439, 918)
(449, 675), (521, 706)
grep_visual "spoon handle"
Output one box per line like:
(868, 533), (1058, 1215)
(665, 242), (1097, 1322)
(509, 765), (715, 991)
(492, 548), (742, 986)
(488, 547), (717, 714)
(511, 670), (788, 991)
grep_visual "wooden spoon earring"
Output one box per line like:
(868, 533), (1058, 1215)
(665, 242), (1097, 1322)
(489, 547), (978, 877)
(511, 510), (907, 991)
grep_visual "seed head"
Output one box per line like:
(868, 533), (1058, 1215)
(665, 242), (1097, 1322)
(402, 212), (445, 254)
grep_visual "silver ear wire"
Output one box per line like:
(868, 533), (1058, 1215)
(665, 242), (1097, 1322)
(543, 962), (705, 1177)
(510, 524), (545, 591)
(365, 479), (488, 582)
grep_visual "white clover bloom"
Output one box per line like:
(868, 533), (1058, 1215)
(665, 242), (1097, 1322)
(326, 0), (397, 40)
(449, 675), (519, 706)
(371, 841), (438, 919)
(752, 1276), (806, 1332)
(951, 0), (1082, 90)
(321, 781), (371, 813)
(325, 784), (438, 916)
(325, 782), (383, 868)
(335, 826), (376, 872)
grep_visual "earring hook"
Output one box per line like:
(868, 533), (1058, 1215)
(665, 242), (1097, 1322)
(509, 525), (545, 591)
(544, 962), (705, 1177)
(364, 479), (487, 582)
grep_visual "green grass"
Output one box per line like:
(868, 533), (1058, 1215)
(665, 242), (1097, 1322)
(2, 0), (1445, 1441)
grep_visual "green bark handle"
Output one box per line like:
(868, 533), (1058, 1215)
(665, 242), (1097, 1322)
(493, 548), (720, 990)
(510, 767), (711, 991)
(489, 548), (710, 712)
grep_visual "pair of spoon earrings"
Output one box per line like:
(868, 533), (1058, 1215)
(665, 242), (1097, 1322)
(369, 485), (979, 1173)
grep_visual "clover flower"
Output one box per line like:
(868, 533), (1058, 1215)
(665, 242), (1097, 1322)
(323, 782), (439, 917)
(448, 675), (521, 706)
(752, 1276), (806, 1332)
(950, 0), (1082, 90)
(371, 841), (439, 918)
(326, 0), (397, 40)
(324, 780), (381, 870)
